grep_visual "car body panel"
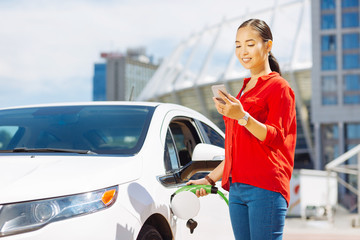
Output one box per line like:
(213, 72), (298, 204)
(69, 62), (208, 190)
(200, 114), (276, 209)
(0, 155), (141, 204)
(0, 102), (234, 239)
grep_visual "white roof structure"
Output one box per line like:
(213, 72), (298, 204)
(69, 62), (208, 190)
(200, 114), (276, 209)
(138, 0), (312, 102)
(138, 0), (314, 164)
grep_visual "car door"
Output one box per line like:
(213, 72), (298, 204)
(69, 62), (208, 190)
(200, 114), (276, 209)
(159, 113), (234, 239)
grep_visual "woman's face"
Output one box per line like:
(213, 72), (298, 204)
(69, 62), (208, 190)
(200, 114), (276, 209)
(235, 26), (271, 71)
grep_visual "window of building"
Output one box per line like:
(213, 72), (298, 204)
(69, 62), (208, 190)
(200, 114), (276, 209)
(344, 74), (360, 90)
(346, 123), (360, 139)
(322, 35), (337, 51)
(342, 12), (360, 28)
(342, 0), (359, 8)
(343, 53), (360, 69)
(344, 74), (360, 104)
(344, 95), (360, 104)
(343, 122), (360, 209)
(321, 124), (340, 166)
(345, 122), (360, 168)
(322, 75), (338, 91)
(321, 55), (337, 70)
(321, 13), (336, 29)
(322, 95), (338, 105)
(322, 0), (336, 9)
(322, 75), (338, 105)
(342, 33), (360, 50)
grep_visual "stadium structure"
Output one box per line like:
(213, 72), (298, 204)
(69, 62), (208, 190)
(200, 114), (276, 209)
(138, 0), (313, 169)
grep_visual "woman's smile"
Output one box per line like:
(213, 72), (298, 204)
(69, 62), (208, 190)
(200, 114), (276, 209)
(242, 57), (252, 63)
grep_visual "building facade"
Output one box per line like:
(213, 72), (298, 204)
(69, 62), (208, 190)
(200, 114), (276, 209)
(99, 49), (158, 101)
(312, 0), (360, 168)
(93, 63), (107, 101)
(311, 0), (360, 209)
(138, 0), (315, 170)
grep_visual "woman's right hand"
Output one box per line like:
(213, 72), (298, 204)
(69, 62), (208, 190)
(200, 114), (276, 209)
(186, 178), (211, 197)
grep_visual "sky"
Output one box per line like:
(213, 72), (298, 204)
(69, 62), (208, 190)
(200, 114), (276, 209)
(0, 0), (288, 108)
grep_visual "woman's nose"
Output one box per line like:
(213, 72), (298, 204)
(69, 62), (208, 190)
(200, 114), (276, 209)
(242, 48), (248, 55)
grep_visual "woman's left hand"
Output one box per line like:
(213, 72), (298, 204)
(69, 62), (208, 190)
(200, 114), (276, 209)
(213, 90), (245, 120)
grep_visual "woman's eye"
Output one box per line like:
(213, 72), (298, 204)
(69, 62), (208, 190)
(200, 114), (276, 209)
(248, 44), (255, 47)
(236, 45), (241, 48)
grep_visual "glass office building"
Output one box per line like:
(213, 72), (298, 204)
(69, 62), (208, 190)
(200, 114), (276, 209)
(92, 63), (107, 101)
(97, 49), (158, 101)
(312, 0), (360, 210)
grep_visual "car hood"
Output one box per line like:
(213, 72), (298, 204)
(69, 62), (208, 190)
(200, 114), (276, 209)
(0, 154), (141, 204)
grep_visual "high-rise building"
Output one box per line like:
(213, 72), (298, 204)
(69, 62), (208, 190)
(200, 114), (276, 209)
(312, 0), (360, 168)
(311, 0), (360, 208)
(99, 48), (158, 101)
(92, 63), (107, 101)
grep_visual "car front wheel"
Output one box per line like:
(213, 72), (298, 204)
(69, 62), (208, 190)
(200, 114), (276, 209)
(137, 224), (163, 240)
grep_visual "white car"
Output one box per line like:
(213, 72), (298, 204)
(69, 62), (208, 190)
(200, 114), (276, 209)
(0, 102), (233, 240)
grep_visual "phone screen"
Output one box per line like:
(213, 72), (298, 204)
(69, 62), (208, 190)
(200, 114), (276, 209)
(211, 84), (228, 104)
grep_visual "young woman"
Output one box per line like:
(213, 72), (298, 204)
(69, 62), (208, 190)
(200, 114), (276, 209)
(187, 19), (297, 240)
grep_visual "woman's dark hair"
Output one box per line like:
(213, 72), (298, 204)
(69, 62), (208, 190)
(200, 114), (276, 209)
(238, 19), (281, 76)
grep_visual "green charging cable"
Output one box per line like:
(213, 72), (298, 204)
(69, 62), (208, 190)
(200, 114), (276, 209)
(172, 184), (229, 206)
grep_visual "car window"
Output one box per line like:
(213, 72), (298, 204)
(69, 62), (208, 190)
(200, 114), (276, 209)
(164, 129), (180, 172)
(164, 118), (202, 172)
(0, 126), (19, 150)
(0, 105), (154, 155)
(198, 122), (225, 148)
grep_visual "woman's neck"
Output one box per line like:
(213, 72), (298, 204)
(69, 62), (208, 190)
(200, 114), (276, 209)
(250, 62), (272, 80)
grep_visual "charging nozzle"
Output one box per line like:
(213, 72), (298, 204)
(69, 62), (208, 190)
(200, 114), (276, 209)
(171, 184), (228, 206)
(173, 184), (218, 196)
(170, 184), (229, 234)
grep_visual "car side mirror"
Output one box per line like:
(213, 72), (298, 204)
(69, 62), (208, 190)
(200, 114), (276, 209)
(192, 143), (225, 161)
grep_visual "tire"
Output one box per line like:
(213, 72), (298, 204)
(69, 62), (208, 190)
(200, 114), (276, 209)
(137, 224), (163, 240)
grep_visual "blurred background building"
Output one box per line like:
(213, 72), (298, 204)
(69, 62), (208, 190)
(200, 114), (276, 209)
(93, 63), (107, 101)
(312, 0), (360, 211)
(137, 0), (314, 170)
(93, 47), (158, 101)
(92, 0), (360, 214)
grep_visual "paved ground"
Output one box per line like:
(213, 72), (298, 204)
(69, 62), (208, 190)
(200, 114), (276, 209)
(283, 210), (360, 240)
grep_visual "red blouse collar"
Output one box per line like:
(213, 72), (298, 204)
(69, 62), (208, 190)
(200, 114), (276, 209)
(243, 71), (279, 85)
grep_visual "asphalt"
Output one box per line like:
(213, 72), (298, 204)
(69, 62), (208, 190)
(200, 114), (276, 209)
(283, 208), (360, 240)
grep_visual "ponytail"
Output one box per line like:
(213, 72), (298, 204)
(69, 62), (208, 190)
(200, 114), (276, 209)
(268, 51), (281, 76)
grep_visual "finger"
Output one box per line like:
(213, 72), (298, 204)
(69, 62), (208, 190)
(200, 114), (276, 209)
(196, 189), (201, 197)
(218, 91), (232, 104)
(227, 94), (240, 103)
(200, 188), (207, 196)
(213, 97), (226, 106)
(213, 98), (225, 115)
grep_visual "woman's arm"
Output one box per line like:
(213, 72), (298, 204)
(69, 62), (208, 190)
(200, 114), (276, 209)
(207, 159), (225, 182)
(213, 91), (267, 141)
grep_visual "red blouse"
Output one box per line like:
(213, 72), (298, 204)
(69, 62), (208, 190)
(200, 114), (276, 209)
(221, 72), (297, 205)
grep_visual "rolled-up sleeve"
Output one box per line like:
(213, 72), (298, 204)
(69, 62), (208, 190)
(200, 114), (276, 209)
(262, 85), (296, 149)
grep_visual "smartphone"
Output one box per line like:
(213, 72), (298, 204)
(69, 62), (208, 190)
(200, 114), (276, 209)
(211, 84), (228, 104)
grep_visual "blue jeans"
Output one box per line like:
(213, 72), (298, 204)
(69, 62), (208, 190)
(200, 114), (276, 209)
(229, 183), (287, 240)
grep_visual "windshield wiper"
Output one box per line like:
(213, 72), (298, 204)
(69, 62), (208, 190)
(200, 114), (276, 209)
(1, 148), (96, 155)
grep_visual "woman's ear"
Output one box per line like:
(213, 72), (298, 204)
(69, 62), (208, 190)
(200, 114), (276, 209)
(267, 40), (273, 53)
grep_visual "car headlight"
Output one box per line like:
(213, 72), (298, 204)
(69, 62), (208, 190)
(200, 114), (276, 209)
(0, 186), (118, 237)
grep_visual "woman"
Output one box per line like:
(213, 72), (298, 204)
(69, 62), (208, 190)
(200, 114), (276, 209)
(187, 19), (297, 240)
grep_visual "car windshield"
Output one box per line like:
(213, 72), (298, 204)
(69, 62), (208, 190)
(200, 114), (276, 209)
(0, 105), (155, 155)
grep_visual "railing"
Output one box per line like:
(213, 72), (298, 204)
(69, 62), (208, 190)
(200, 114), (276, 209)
(325, 144), (360, 226)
